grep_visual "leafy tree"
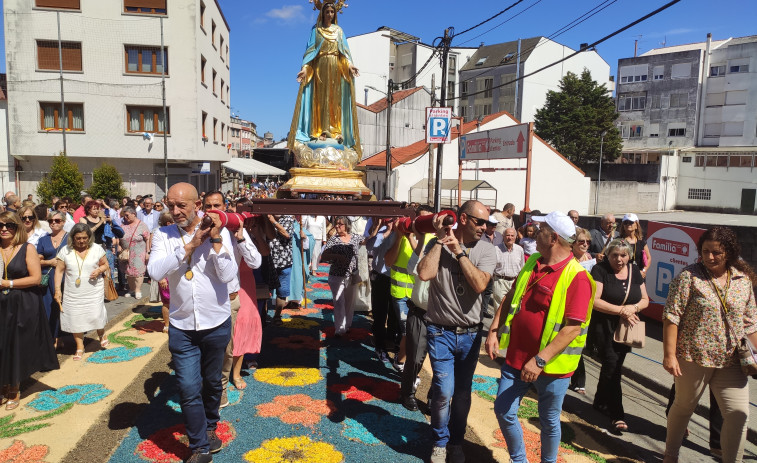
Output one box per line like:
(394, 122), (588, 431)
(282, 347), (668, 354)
(534, 69), (622, 166)
(88, 163), (127, 200)
(36, 152), (84, 204)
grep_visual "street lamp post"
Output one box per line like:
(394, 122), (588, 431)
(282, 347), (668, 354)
(594, 131), (607, 215)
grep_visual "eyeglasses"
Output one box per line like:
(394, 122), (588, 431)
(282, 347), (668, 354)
(622, 220), (634, 225)
(50, 219), (64, 224)
(0, 223), (18, 231)
(21, 216), (35, 222)
(576, 239), (591, 245)
(465, 214), (488, 227)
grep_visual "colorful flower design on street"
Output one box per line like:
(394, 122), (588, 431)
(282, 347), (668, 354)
(161, 384), (241, 413)
(281, 318), (320, 330)
(256, 394), (336, 427)
(342, 413), (421, 446)
(471, 374), (499, 400)
(243, 436), (343, 463)
(254, 366), (323, 387)
(321, 327), (370, 341)
(491, 428), (572, 463)
(86, 346), (152, 364)
(322, 346), (373, 364)
(283, 307), (320, 317)
(270, 335), (322, 350)
(135, 421), (236, 463)
(0, 440), (49, 462)
(328, 375), (400, 402)
(312, 303), (334, 311)
(311, 282), (330, 290)
(27, 384), (113, 413)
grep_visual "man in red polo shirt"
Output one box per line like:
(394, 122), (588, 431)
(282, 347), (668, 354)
(485, 211), (595, 463)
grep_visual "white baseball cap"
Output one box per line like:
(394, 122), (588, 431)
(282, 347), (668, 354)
(531, 211), (577, 243)
(487, 215), (499, 225)
(622, 213), (639, 223)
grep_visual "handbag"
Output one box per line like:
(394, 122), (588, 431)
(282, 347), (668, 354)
(103, 270), (118, 301)
(613, 263), (646, 348)
(706, 264), (757, 376)
(118, 223), (137, 262)
(39, 267), (53, 287)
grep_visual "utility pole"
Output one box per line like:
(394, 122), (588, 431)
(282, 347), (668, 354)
(160, 17), (168, 196)
(433, 28), (452, 212)
(385, 79), (393, 199)
(428, 74), (436, 205)
(56, 12), (66, 154)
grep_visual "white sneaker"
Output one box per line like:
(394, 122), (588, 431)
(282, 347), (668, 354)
(393, 358), (405, 373)
(135, 292), (142, 298)
(430, 446), (446, 463)
(448, 444), (465, 463)
(123, 293), (132, 298)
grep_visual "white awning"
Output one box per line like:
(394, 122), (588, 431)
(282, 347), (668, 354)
(222, 158), (286, 176)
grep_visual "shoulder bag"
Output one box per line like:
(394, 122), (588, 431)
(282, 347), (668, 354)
(104, 268), (118, 301)
(613, 263), (646, 348)
(706, 264), (757, 376)
(118, 223), (137, 263)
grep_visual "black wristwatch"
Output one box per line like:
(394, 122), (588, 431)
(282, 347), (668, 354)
(209, 237), (223, 244)
(534, 355), (547, 368)
(237, 237), (246, 244)
(455, 250), (468, 260)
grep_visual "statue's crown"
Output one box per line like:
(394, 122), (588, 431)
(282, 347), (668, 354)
(310, 0), (348, 13)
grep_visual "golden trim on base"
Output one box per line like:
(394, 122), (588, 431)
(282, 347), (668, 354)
(277, 168), (371, 198)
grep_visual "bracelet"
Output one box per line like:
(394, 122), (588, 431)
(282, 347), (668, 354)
(9, 280), (13, 289)
(634, 303), (639, 312)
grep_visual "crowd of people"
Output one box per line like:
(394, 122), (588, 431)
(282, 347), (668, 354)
(0, 186), (755, 463)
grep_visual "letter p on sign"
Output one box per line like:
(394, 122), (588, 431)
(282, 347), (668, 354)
(430, 118), (448, 138)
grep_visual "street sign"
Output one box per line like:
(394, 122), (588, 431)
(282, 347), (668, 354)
(191, 162), (211, 174)
(460, 123), (530, 160)
(426, 107), (452, 144)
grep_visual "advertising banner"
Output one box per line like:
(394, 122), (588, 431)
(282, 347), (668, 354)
(644, 221), (705, 321)
(459, 123), (529, 160)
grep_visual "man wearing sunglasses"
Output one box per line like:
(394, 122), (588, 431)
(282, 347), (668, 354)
(55, 201), (75, 233)
(417, 200), (497, 463)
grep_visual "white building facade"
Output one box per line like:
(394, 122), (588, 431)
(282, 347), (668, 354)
(3, 0), (231, 199)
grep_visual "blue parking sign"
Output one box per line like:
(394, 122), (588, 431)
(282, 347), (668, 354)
(426, 107), (453, 143)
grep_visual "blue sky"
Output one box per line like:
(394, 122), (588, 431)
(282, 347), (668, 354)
(2, 0), (756, 140)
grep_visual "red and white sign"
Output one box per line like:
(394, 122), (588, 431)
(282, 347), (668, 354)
(460, 123), (529, 160)
(426, 107), (453, 144)
(644, 221), (705, 321)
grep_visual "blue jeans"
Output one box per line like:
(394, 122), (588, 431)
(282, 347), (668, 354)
(275, 265), (292, 299)
(168, 317), (231, 453)
(494, 364), (570, 463)
(392, 297), (410, 336)
(427, 324), (482, 447)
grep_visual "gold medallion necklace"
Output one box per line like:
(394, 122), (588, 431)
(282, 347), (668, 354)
(74, 247), (89, 286)
(177, 224), (195, 280)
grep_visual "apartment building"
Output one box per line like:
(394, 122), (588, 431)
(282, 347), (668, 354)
(2, 0), (231, 198)
(459, 37), (612, 123)
(229, 116), (255, 158)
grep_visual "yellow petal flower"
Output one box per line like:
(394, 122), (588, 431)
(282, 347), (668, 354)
(254, 366), (323, 387)
(244, 436), (343, 463)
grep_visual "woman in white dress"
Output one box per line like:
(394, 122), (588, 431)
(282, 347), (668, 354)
(54, 223), (110, 361)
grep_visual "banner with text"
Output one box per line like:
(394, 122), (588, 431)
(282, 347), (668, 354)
(460, 123), (529, 160)
(644, 221), (705, 321)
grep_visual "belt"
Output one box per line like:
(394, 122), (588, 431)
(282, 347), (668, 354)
(229, 292), (238, 301)
(495, 275), (516, 281)
(431, 323), (482, 334)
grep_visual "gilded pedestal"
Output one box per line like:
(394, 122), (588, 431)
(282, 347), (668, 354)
(277, 168), (372, 199)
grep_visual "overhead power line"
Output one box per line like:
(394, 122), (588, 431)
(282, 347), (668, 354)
(455, 0), (527, 37)
(447, 0), (682, 102)
(456, 0), (545, 47)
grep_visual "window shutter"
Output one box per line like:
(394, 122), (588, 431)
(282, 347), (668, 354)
(36, 0), (80, 9)
(124, 0), (166, 8)
(37, 41), (59, 70)
(61, 43), (82, 71)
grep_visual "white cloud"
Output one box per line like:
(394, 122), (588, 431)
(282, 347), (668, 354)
(266, 5), (306, 22)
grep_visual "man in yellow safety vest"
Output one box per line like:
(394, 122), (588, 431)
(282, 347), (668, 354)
(485, 211), (595, 463)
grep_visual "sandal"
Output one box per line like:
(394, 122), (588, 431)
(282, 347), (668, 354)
(100, 338), (110, 349)
(612, 420), (628, 432)
(5, 390), (19, 411)
(572, 387), (586, 395)
(73, 349), (84, 361)
(232, 377), (247, 390)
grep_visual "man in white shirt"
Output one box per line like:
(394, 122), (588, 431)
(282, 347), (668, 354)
(489, 227), (525, 319)
(137, 196), (160, 231)
(148, 183), (238, 463)
(201, 191), (262, 409)
(302, 215), (327, 274)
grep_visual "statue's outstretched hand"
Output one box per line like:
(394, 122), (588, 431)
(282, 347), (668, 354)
(349, 65), (359, 77)
(296, 69), (306, 83)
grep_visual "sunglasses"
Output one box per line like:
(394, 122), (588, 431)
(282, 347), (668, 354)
(21, 215), (35, 221)
(576, 239), (591, 245)
(50, 219), (64, 224)
(465, 214), (488, 227)
(0, 223), (19, 231)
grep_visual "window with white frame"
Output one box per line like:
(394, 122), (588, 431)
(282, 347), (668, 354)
(710, 64), (726, 77)
(620, 122), (643, 138)
(668, 127), (686, 137)
(687, 188), (711, 200)
(706, 92), (725, 107)
(618, 92), (646, 111)
(729, 59), (749, 73)
(653, 66), (664, 80)
(671, 63), (691, 79)
(619, 64), (648, 83)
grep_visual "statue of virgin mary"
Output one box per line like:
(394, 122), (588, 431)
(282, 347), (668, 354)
(287, 0), (362, 170)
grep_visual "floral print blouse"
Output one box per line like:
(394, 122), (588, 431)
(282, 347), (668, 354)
(664, 263), (757, 368)
(321, 234), (361, 277)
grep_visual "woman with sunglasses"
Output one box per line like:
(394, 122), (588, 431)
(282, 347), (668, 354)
(320, 216), (362, 336)
(0, 212), (59, 410)
(18, 205), (46, 246)
(36, 211), (69, 348)
(619, 213), (651, 279)
(53, 223), (110, 361)
(569, 227), (597, 396)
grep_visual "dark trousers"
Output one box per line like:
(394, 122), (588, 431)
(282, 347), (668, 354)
(401, 303), (428, 398)
(371, 273), (399, 351)
(570, 356), (586, 389)
(666, 383), (723, 450)
(592, 317), (630, 421)
(168, 317), (231, 453)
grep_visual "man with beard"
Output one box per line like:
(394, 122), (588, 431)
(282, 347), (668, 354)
(148, 183), (237, 463)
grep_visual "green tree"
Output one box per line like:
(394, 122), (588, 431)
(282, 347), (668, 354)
(36, 152), (84, 204)
(534, 69), (622, 167)
(88, 163), (127, 200)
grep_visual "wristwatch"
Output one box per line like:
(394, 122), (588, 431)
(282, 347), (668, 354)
(455, 250), (468, 260)
(237, 237), (246, 244)
(209, 237), (223, 244)
(534, 355), (547, 368)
